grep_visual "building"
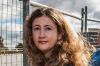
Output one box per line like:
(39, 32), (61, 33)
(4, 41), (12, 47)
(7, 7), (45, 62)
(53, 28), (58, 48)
(88, 28), (100, 33)
(87, 28), (100, 49)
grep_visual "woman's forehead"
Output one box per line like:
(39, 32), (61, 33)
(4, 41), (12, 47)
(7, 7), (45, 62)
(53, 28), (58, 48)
(32, 16), (56, 27)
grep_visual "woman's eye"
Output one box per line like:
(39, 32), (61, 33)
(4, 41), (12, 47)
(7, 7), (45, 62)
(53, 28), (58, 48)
(46, 27), (52, 30)
(33, 27), (40, 30)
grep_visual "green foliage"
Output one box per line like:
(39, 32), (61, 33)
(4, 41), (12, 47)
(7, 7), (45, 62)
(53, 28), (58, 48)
(15, 43), (23, 50)
(0, 36), (4, 48)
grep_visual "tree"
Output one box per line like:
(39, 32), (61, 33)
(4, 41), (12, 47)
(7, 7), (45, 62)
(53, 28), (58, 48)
(15, 43), (23, 50)
(0, 36), (4, 48)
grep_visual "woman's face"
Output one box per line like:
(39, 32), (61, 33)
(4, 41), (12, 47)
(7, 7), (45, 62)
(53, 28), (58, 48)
(32, 16), (59, 53)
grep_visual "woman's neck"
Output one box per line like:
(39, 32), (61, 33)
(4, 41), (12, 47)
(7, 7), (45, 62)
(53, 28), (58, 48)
(43, 49), (53, 58)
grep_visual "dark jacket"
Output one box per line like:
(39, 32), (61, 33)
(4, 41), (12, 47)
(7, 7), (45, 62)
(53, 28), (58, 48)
(90, 50), (100, 66)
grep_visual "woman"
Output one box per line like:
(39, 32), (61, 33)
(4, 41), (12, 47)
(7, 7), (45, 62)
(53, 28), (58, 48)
(24, 7), (91, 66)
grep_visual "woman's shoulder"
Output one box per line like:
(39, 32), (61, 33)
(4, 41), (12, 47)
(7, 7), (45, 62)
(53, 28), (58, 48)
(92, 50), (100, 57)
(90, 50), (100, 66)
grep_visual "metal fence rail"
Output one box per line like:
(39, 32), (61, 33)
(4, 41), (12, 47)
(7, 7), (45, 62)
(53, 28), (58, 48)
(0, 0), (23, 66)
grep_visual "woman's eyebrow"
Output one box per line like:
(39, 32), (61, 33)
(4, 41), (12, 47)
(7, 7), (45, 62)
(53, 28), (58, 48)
(32, 25), (40, 27)
(32, 24), (55, 28)
(44, 25), (54, 28)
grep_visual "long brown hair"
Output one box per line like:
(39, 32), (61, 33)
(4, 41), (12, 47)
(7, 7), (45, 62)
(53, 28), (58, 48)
(24, 7), (91, 66)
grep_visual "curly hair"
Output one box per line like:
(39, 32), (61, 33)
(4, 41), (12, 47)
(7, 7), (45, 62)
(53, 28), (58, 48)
(24, 7), (92, 66)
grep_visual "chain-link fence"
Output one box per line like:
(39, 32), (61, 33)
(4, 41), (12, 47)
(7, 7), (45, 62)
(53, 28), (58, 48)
(0, 0), (23, 66)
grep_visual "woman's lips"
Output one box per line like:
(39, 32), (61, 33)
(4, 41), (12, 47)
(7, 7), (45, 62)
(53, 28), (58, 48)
(38, 41), (48, 44)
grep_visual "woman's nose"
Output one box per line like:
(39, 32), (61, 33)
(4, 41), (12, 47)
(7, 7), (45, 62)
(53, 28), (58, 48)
(39, 29), (45, 38)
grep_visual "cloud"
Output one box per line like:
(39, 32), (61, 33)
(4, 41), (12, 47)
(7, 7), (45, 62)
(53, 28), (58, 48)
(93, 11), (100, 19)
(0, 0), (23, 48)
(0, 0), (22, 21)
(1, 23), (23, 32)
(32, 0), (100, 19)
(3, 38), (23, 48)
(0, 23), (23, 48)
(32, 0), (100, 31)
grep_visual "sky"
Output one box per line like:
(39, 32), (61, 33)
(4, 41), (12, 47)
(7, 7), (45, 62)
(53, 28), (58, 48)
(32, 0), (100, 31)
(0, 0), (23, 48)
(32, 0), (100, 20)
(0, 0), (100, 48)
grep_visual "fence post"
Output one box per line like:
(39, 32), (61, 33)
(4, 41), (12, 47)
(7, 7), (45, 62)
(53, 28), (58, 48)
(81, 8), (84, 33)
(85, 6), (87, 33)
(22, 0), (29, 66)
(81, 6), (88, 35)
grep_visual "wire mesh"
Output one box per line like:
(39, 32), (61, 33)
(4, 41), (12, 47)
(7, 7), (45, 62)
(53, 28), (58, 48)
(0, 0), (23, 66)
